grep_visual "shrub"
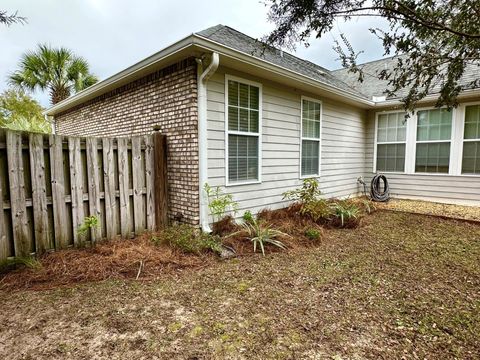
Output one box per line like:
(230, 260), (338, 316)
(283, 178), (322, 205)
(304, 228), (321, 241)
(211, 215), (238, 236)
(229, 218), (288, 256)
(154, 224), (222, 254)
(242, 210), (254, 224)
(333, 200), (360, 227)
(204, 183), (238, 222)
(302, 199), (334, 222)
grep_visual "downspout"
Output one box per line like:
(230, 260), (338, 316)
(196, 52), (219, 232)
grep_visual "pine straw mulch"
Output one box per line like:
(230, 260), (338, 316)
(375, 198), (480, 222)
(0, 234), (214, 291)
(0, 204), (364, 292)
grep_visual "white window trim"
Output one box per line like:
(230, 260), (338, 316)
(299, 95), (323, 179)
(224, 74), (263, 186)
(457, 101), (480, 176)
(373, 110), (408, 174)
(373, 105), (480, 177)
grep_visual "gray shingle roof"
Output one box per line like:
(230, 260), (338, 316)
(332, 57), (480, 100)
(196, 25), (369, 99)
(197, 25), (480, 101)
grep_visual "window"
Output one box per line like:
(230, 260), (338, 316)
(226, 77), (261, 184)
(415, 109), (452, 173)
(301, 98), (321, 176)
(462, 104), (480, 174)
(376, 112), (406, 172)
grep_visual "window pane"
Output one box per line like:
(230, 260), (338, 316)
(415, 143), (450, 173)
(376, 144), (405, 172)
(239, 83), (249, 108)
(228, 80), (238, 106)
(416, 109), (452, 141)
(377, 112), (406, 143)
(462, 141), (480, 174)
(228, 106), (239, 131)
(301, 140), (319, 176)
(228, 135), (259, 182)
(464, 105), (480, 139)
(239, 108), (249, 132)
(302, 100), (321, 139)
(249, 86), (259, 110)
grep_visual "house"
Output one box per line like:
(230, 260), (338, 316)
(45, 25), (480, 231)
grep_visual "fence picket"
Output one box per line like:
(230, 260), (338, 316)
(144, 135), (155, 229)
(117, 138), (131, 238)
(132, 137), (145, 233)
(49, 134), (68, 249)
(6, 131), (31, 257)
(86, 137), (101, 242)
(0, 172), (7, 261)
(29, 133), (50, 254)
(69, 137), (85, 247)
(102, 138), (117, 239)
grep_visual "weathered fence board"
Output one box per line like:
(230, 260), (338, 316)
(49, 134), (68, 249)
(29, 133), (49, 254)
(154, 133), (168, 229)
(86, 137), (101, 243)
(0, 129), (164, 259)
(7, 131), (30, 257)
(102, 137), (117, 239)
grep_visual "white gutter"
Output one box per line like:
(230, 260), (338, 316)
(196, 52), (219, 232)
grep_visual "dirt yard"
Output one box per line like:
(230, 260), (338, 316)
(1, 211), (479, 359)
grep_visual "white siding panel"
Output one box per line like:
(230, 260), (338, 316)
(206, 67), (368, 217)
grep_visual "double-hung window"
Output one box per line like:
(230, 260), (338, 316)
(301, 98), (322, 177)
(226, 76), (261, 184)
(375, 112), (407, 172)
(462, 104), (480, 174)
(415, 109), (452, 173)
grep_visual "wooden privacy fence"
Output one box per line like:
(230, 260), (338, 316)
(0, 129), (168, 261)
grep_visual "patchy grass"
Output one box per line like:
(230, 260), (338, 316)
(0, 211), (479, 359)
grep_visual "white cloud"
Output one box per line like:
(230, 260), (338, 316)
(0, 0), (386, 107)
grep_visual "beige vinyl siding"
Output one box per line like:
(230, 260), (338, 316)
(207, 67), (367, 215)
(365, 107), (480, 205)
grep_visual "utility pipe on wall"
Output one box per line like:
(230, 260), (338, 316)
(196, 52), (219, 232)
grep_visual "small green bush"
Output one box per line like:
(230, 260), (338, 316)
(77, 215), (99, 236)
(154, 224), (222, 254)
(204, 183), (238, 222)
(242, 210), (254, 224)
(304, 228), (321, 241)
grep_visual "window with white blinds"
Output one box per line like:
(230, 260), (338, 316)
(226, 76), (261, 184)
(462, 104), (480, 174)
(376, 112), (407, 172)
(301, 98), (321, 177)
(415, 109), (452, 173)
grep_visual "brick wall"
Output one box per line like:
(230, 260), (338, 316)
(54, 58), (200, 224)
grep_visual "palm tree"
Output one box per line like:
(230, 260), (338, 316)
(9, 44), (98, 105)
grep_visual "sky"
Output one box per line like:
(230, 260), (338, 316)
(1, 0), (388, 107)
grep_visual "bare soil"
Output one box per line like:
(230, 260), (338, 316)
(0, 211), (479, 359)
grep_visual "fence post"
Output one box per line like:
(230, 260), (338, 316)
(153, 128), (168, 229)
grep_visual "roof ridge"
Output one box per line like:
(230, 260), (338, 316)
(218, 25), (331, 73)
(332, 54), (399, 72)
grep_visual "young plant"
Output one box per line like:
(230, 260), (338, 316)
(304, 228), (321, 241)
(242, 210), (254, 224)
(77, 215), (99, 236)
(230, 218), (288, 256)
(204, 183), (239, 222)
(283, 178), (322, 205)
(333, 201), (360, 227)
(0, 256), (41, 273)
(156, 224), (223, 254)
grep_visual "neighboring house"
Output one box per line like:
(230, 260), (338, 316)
(45, 25), (480, 230)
